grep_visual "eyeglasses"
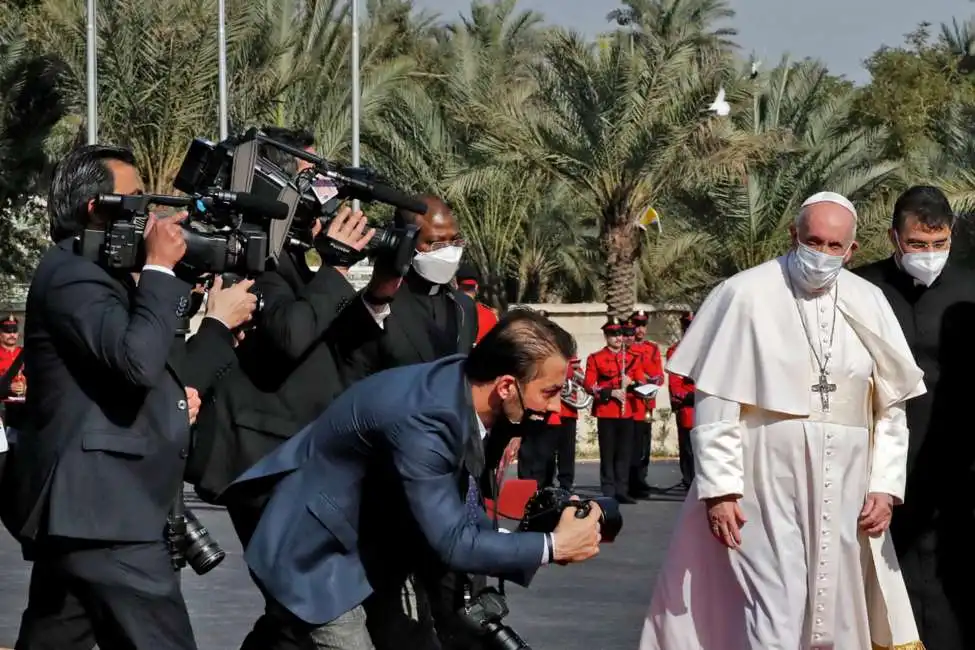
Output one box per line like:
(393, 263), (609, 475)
(426, 237), (466, 251)
(902, 239), (950, 252)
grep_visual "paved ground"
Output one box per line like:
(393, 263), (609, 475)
(0, 461), (687, 650)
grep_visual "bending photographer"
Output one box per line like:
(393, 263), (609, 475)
(0, 144), (253, 650)
(224, 309), (603, 650)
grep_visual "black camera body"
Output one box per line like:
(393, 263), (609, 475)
(77, 191), (286, 281)
(457, 587), (531, 650)
(172, 129), (426, 277)
(518, 487), (623, 543)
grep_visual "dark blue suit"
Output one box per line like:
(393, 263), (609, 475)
(229, 355), (547, 626)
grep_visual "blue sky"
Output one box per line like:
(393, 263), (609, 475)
(413, 0), (974, 83)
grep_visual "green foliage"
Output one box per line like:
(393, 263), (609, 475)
(3, 0), (975, 314)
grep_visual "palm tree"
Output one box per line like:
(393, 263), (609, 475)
(489, 29), (766, 316)
(695, 58), (899, 276)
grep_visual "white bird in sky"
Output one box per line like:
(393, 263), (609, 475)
(708, 87), (730, 116)
(750, 61), (761, 79)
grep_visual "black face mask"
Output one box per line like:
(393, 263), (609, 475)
(512, 384), (549, 434)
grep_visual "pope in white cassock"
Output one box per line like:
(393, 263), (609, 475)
(639, 192), (927, 650)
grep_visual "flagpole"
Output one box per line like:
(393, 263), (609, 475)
(350, 0), (361, 212)
(217, 0), (229, 140)
(86, 0), (97, 144)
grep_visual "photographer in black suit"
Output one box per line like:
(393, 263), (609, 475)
(193, 128), (395, 541)
(2, 144), (255, 650)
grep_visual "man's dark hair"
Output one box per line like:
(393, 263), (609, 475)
(48, 144), (137, 241)
(892, 185), (954, 232)
(259, 126), (315, 175)
(465, 308), (576, 383)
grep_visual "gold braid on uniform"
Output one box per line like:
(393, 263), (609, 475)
(872, 641), (925, 650)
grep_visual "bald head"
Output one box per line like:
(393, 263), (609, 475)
(397, 194), (461, 252)
(791, 194), (858, 261)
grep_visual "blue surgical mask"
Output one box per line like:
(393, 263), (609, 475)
(789, 243), (847, 293)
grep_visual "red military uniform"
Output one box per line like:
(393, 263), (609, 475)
(666, 344), (695, 429)
(585, 317), (646, 500)
(670, 311), (696, 486)
(584, 344), (646, 419)
(0, 314), (24, 402)
(0, 345), (20, 378)
(474, 302), (499, 344)
(629, 339), (664, 421)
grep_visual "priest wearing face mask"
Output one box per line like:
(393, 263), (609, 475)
(639, 192), (926, 650)
(330, 195), (477, 386)
(854, 185), (975, 650)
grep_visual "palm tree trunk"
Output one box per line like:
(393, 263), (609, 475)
(601, 213), (639, 318)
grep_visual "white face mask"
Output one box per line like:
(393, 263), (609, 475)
(896, 234), (949, 287)
(900, 251), (948, 287)
(789, 243), (847, 293)
(412, 245), (464, 285)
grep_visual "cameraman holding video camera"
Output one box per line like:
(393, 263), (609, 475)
(0, 144), (256, 650)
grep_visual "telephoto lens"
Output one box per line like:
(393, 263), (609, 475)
(180, 509), (226, 575)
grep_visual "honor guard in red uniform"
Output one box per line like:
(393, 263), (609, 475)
(667, 311), (696, 486)
(584, 316), (647, 503)
(0, 314), (25, 402)
(627, 310), (665, 498)
(455, 262), (499, 344)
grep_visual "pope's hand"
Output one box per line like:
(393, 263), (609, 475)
(858, 492), (893, 537)
(705, 495), (746, 549)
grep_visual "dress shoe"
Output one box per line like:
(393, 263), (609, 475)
(615, 494), (637, 504)
(628, 491), (651, 500)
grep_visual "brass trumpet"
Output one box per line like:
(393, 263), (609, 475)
(560, 369), (593, 410)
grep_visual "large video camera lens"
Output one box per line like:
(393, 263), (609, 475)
(180, 509), (226, 575)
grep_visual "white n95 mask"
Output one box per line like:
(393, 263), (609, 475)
(900, 251), (948, 287)
(790, 243), (846, 293)
(412, 245), (464, 285)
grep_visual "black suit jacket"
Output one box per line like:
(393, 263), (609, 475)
(329, 275), (478, 386)
(1, 241), (203, 544)
(188, 252), (357, 502)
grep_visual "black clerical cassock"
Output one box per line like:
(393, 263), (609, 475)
(855, 256), (975, 650)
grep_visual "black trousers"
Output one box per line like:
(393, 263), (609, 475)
(518, 425), (560, 488)
(597, 418), (634, 497)
(16, 538), (196, 650)
(629, 419), (652, 490)
(552, 419), (576, 490)
(677, 424), (695, 484)
(518, 420), (577, 491)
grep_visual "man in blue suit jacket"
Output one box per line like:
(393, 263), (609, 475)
(225, 309), (603, 649)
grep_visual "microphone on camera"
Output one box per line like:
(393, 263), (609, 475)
(203, 191), (290, 220)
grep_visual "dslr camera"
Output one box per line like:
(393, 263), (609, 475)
(173, 127), (428, 276)
(519, 487), (624, 542)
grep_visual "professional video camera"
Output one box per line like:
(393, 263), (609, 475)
(77, 190), (289, 280)
(518, 487), (623, 542)
(172, 127), (428, 276)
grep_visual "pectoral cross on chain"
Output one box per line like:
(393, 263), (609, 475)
(811, 372), (837, 412)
